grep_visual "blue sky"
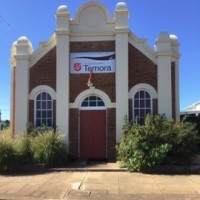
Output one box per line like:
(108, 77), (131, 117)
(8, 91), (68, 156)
(0, 0), (200, 120)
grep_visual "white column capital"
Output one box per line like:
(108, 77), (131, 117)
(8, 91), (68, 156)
(15, 36), (33, 56)
(114, 2), (129, 31)
(56, 5), (71, 32)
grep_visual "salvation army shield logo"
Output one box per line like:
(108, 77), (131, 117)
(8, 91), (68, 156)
(74, 63), (82, 71)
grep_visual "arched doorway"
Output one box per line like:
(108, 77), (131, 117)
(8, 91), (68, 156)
(79, 96), (107, 159)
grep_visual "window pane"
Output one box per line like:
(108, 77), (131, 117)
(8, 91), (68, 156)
(89, 101), (96, 107)
(81, 96), (104, 107)
(36, 94), (41, 101)
(47, 111), (52, 118)
(140, 91), (144, 98)
(134, 109), (139, 117)
(146, 99), (150, 108)
(42, 92), (46, 100)
(98, 101), (105, 107)
(36, 111), (41, 118)
(47, 119), (52, 126)
(134, 100), (139, 107)
(81, 101), (88, 107)
(90, 96), (96, 101)
(42, 111), (46, 118)
(46, 93), (51, 100)
(146, 92), (150, 99)
(135, 92), (139, 99)
(140, 109), (145, 117)
(140, 100), (145, 108)
(146, 109), (151, 114)
(42, 101), (46, 109)
(42, 119), (46, 126)
(35, 92), (52, 127)
(36, 101), (41, 109)
(47, 101), (52, 109)
(36, 119), (41, 127)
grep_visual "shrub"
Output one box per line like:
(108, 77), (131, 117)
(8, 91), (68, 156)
(0, 129), (17, 173)
(117, 114), (200, 172)
(14, 134), (33, 164)
(32, 130), (68, 167)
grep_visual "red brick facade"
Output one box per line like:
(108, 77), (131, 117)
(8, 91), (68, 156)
(128, 43), (157, 91)
(29, 47), (56, 93)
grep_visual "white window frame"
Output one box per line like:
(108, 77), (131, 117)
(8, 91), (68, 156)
(133, 90), (152, 124)
(80, 95), (106, 110)
(35, 92), (53, 127)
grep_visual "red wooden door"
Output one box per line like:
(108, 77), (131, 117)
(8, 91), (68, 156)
(80, 110), (106, 159)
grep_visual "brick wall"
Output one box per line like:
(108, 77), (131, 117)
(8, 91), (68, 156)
(171, 62), (176, 119)
(128, 43), (157, 91)
(29, 47), (56, 92)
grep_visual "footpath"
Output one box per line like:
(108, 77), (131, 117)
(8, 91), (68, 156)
(0, 161), (200, 200)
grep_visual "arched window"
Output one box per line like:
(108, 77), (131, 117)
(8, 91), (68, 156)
(133, 90), (152, 124)
(35, 92), (53, 127)
(81, 96), (105, 107)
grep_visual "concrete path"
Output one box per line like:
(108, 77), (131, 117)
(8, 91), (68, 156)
(0, 171), (200, 200)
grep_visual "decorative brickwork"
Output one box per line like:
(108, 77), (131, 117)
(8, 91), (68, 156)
(128, 43), (157, 91)
(70, 41), (115, 53)
(171, 62), (176, 119)
(29, 47), (56, 93)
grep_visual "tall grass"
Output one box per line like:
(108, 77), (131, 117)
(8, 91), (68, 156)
(32, 130), (68, 167)
(0, 129), (16, 172)
(0, 128), (69, 173)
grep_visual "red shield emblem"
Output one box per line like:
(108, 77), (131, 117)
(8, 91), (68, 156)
(74, 63), (82, 71)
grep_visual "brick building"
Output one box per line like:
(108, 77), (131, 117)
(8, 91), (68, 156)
(10, 2), (180, 160)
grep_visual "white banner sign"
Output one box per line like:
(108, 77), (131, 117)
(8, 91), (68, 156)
(70, 52), (115, 74)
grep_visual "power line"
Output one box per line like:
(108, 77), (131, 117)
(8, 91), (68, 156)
(0, 14), (19, 35)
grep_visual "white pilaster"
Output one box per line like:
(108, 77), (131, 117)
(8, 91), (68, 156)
(13, 36), (32, 134)
(56, 5), (70, 144)
(114, 2), (129, 143)
(155, 32), (180, 120)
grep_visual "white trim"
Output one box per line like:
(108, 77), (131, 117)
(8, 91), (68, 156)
(29, 85), (56, 100)
(70, 87), (115, 108)
(80, 107), (106, 110)
(30, 34), (56, 67)
(129, 83), (158, 99)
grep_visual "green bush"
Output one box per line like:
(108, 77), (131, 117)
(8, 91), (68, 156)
(14, 134), (33, 164)
(0, 129), (17, 172)
(32, 130), (68, 167)
(117, 114), (199, 172)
